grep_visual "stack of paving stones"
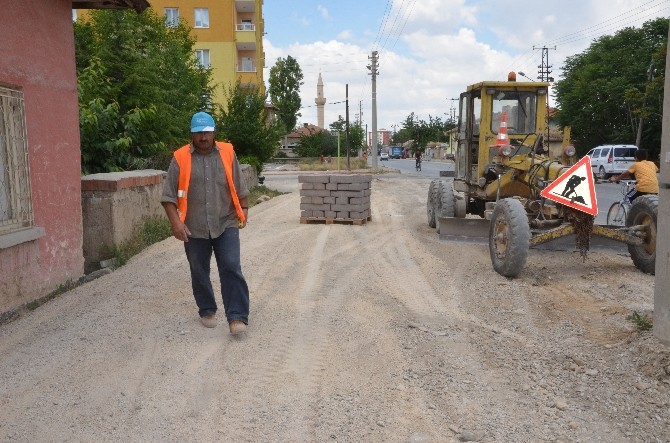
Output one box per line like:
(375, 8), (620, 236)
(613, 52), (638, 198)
(299, 174), (372, 225)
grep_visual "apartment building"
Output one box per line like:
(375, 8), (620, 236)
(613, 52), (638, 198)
(76, 0), (265, 105)
(149, 0), (265, 104)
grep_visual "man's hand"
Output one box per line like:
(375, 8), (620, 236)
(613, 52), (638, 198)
(162, 202), (190, 242)
(238, 208), (248, 229)
(171, 219), (191, 242)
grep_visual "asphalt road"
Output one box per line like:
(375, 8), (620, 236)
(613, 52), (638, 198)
(375, 157), (625, 225)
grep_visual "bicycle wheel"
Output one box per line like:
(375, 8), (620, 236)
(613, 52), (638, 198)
(607, 202), (627, 226)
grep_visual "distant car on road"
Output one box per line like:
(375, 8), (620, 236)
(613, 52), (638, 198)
(587, 145), (637, 180)
(380, 152), (389, 161)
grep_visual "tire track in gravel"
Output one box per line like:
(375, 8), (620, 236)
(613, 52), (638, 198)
(222, 224), (354, 441)
(372, 178), (499, 331)
(369, 177), (549, 438)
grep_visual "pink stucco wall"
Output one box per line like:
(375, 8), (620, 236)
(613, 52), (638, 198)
(0, 0), (84, 314)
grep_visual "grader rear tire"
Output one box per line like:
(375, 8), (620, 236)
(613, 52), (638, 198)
(489, 198), (530, 278)
(627, 195), (657, 275)
(427, 179), (439, 228)
(438, 180), (455, 218)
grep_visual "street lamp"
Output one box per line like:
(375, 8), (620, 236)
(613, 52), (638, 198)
(518, 71), (535, 82)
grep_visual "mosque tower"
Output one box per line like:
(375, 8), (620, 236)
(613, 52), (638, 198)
(315, 73), (326, 128)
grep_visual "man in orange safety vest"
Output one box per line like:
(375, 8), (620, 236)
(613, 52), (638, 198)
(161, 112), (250, 335)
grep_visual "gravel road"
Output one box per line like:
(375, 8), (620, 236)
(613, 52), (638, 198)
(1, 172), (668, 442)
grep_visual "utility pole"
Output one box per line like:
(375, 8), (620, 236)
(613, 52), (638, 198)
(654, 25), (670, 344)
(636, 59), (655, 147)
(448, 98), (458, 123)
(534, 46), (556, 149)
(345, 83), (350, 170)
(368, 50), (379, 169)
(357, 101), (363, 158)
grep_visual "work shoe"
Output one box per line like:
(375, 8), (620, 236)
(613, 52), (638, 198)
(229, 320), (247, 335)
(200, 314), (217, 328)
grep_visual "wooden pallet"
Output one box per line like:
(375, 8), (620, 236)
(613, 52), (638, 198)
(300, 216), (372, 226)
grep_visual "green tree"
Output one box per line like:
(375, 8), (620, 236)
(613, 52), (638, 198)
(295, 128), (335, 158)
(74, 9), (213, 173)
(216, 80), (283, 173)
(268, 56), (304, 132)
(555, 18), (668, 159)
(329, 116), (365, 157)
(393, 113), (454, 153)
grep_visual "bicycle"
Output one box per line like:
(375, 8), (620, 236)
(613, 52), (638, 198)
(415, 157), (422, 171)
(606, 180), (636, 226)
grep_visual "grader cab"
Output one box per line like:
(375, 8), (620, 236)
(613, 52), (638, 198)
(427, 72), (657, 277)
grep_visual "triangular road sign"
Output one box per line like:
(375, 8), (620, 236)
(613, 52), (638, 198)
(540, 155), (598, 216)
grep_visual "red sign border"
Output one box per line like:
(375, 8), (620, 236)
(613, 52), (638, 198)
(540, 156), (598, 216)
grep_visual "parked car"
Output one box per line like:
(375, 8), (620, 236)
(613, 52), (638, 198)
(380, 152), (389, 161)
(586, 144), (638, 180)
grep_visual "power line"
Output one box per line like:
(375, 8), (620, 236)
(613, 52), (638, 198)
(371, 0), (393, 50)
(495, 2), (668, 80)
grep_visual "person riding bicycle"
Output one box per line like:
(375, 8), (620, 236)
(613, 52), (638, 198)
(415, 150), (422, 166)
(608, 149), (658, 203)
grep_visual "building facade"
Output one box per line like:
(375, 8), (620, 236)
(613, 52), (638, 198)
(146, 0), (265, 105)
(368, 128), (393, 149)
(0, 0), (148, 320)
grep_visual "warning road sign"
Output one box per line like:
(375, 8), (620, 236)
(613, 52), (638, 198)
(540, 156), (598, 216)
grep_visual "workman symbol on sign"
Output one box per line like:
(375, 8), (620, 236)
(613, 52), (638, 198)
(560, 175), (587, 199)
(540, 155), (598, 216)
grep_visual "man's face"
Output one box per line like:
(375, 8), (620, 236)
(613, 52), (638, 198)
(192, 131), (215, 153)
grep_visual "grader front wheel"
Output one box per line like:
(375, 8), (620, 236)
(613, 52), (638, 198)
(489, 198), (530, 278)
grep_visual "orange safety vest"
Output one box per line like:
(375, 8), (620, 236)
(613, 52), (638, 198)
(173, 142), (246, 224)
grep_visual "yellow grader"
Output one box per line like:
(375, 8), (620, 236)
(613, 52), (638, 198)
(427, 73), (657, 277)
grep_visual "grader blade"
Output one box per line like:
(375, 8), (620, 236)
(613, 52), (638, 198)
(437, 217), (489, 243)
(437, 216), (629, 254)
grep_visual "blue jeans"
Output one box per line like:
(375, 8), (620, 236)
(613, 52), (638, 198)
(184, 228), (249, 324)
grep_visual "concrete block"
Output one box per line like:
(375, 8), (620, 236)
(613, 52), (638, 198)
(299, 175), (330, 184)
(300, 203), (330, 211)
(329, 174), (372, 184)
(337, 183), (369, 191)
(332, 204), (368, 212)
(300, 190), (332, 197)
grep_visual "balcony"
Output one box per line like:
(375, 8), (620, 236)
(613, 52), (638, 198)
(235, 0), (255, 13)
(237, 62), (256, 73)
(235, 28), (256, 51)
(236, 23), (255, 31)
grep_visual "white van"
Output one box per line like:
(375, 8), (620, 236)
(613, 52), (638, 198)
(586, 144), (637, 180)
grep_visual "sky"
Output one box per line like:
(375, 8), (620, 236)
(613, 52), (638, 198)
(262, 0), (669, 134)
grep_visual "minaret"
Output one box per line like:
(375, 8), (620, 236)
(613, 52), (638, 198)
(315, 73), (326, 128)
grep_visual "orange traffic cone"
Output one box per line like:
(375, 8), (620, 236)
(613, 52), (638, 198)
(495, 112), (509, 146)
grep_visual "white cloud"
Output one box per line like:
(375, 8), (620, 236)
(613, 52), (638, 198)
(336, 30), (354, 40)
(317, 5), (330, 19)
(264, 0), (669, 133)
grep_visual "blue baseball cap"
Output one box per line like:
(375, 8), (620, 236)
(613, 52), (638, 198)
(191, 112), (215, 132)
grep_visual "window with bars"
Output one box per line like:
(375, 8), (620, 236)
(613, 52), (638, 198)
(0, 85), (34, 235)
(164, 8), (179, 27)
(195, 49), (210, 69)
(194, 8), (209, 28)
